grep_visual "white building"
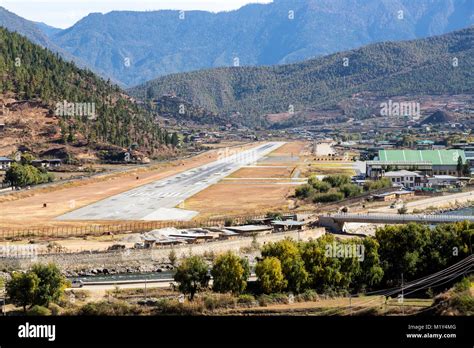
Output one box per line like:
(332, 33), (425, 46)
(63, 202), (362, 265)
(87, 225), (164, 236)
(383, 170), (420, 188)
(0, 157), (12, 170)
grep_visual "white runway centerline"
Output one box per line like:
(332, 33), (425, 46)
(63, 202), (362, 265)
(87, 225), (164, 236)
(56, 142), (285, 221)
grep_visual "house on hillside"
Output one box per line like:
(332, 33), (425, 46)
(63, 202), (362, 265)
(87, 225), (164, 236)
(0, 157), (13, 170)
(31, 159), (62, 169)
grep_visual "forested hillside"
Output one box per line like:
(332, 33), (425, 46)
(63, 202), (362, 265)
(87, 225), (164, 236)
(0, 27), (173, 158)
(130, 27), (474, 127)
(42, 0), (473, 86)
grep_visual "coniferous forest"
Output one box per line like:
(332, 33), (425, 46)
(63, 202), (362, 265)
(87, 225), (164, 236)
(130, 27), (474, 127)
(0, 27), (171, 154)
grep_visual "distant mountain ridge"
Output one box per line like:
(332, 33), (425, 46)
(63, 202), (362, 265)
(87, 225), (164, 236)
(34, 22), (62, 37)
(27, 0), (474, 86)
(0, 7), (59, 53)
(129, 27), (474, 127)
(0, 7), (114, 82)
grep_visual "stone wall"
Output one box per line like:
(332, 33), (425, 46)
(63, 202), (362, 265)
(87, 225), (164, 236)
(0, 229), (325, 272)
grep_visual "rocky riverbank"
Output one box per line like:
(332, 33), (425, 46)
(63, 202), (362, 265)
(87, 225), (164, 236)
(64, 263), (175, 278)
(413, 200), (474, 215)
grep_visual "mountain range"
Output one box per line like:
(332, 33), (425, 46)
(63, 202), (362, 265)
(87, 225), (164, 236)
(130, 26), (474, 127)
(0, 27), (174, 161)
(2, 0), (472, 87)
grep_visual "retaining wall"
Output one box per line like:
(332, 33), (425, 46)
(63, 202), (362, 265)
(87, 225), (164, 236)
(0, 229), (325, 272)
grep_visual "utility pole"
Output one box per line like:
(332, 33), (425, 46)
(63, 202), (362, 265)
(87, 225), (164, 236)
(401, 273), (404, 316)
(1, 278), (5, 316)
(144, 277), (148, 301)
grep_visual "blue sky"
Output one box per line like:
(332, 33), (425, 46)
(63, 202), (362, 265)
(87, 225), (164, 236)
(1, 0), (273, 28)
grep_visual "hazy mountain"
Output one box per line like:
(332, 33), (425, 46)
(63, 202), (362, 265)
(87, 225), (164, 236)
(47, 0), (473, 87)
(34, 21), (62, 37)
(0, 7), (114, 81)
(0, 6), (59, 51)
(130, 27), (474, 127)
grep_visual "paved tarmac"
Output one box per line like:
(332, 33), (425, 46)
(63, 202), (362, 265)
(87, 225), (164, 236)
(57, 142), (285, 221)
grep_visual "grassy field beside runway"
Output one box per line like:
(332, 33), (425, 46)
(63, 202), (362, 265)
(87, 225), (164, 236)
(0, 142), (255, 229)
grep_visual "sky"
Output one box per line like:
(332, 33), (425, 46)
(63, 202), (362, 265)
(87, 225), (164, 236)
(1, 0), (273, 29)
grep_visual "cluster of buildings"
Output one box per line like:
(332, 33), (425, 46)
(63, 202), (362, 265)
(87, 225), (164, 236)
(129, 217), (310, 248)
(366, 149), (471, 191)
(0, 157), (62, 170)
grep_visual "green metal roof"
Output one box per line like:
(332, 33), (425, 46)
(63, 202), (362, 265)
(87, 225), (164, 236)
(378, 149), (466, 165)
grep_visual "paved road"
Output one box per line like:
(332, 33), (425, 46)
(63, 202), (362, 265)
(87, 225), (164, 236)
(57, 142), (285, 221)
(322, 213), (474, 224)
(373, 190), (474, 213)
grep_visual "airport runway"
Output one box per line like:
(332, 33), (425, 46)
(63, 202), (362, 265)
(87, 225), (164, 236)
(57, 142), (285, 221)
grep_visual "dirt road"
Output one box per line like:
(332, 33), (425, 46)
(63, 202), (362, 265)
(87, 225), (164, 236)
(372, 190), (474, 213)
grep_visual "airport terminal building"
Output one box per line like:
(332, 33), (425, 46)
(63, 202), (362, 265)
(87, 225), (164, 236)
(366, 149), (466, 178)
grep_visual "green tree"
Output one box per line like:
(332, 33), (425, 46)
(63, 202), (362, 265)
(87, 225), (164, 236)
(261, 239), (308, 293)
(308, 176), (331, 192)
(363, 178), (392, 191)
(6, 272), (40, 312)
(457, 156), (463, 175)
(255, 257), (287, 294)
(20, 153), (35, 165)
(375, 223), (430, 285)
(355, 238), (384, 290)
(295, 184), (315, 199)
(322, 174), (351, 188)
(174, 256), (210, 300)
(31, 264), (69, 307)
(170, 133), (179, 147)
(462, 161), (470, 176)
(211, 252), (250, 294)
(4, 163), (53, 187)
(339, 183), (362, 198)
(299, 234), (358, 292)
(312, 192), (344, 203)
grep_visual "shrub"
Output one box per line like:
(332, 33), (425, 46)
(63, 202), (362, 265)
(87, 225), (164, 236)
(48, 303), (63, 316)
(266, 212), (283, 220)
(78, 300), (142, 316)
(453, 278), (471, 293)
(322, 174), (351, 188)
(308, 176), (331, 192)
(339, 183), (362, 198)
(154, 299), (204, 315)
(398, 205), (408, 214)
(363, 178), (392, 191)
(450, 294), (474, 315)
(27, 305), (52, 316)
(237, 294), (256, 306)
(168, 249), (177, 266)
(312, 191), (344, 203)
(295, 184), (315, 199)
(257, 294), (272, 306)
(203, 293), (236, 311)
(296, 289), (319, 302)
(257, 293), (289, 306)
